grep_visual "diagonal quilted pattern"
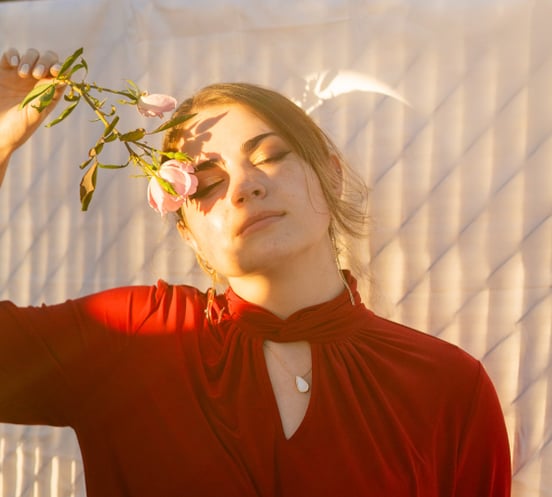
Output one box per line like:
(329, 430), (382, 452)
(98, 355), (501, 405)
(0, 1), (550, 495)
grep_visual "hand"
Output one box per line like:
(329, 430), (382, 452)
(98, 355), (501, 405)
(0, 48), (63, 168)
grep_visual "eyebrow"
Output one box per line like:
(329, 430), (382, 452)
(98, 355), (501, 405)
(241, 132), (277, 155)
(193, 132), (278, 171)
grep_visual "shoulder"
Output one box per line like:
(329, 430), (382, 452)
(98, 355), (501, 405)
(364, 314), (511, 487)
(358, 309), (483, 396)
(73, 280), (208, 334)
(75, 279), (204, 310)
(356, 311), (506, 438)
(363, 310), (476, 359)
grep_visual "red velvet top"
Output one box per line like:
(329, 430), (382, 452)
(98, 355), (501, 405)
(0, 275), (511, 496)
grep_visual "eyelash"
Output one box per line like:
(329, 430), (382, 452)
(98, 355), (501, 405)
(253, 150), (290, 166)
(188, 150), (291, 200)
(189, 180), (224, 200)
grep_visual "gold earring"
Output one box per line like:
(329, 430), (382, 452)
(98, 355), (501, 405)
(195, 253), (218, 281)
(329, 226), (355, 306)
(195, 253), (221, 323)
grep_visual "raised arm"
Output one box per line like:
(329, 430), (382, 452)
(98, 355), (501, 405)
(0, 48), (63, 186)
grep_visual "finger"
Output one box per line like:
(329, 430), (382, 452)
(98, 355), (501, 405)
(0, 48), (20, 69)
(50, 62), (62, 78)
(17, 48), (39, 78)
(32, 50), (60, 79)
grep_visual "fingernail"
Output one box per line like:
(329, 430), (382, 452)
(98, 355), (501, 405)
(10, 55), (19, 67)
(19, 63), (30, 75)
(51, 63), (61, 75)
(32, 64), (45, 78)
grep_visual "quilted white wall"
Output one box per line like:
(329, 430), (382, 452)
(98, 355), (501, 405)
(0, 0), (550, 495)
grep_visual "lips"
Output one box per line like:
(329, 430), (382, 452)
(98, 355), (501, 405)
(236, 211), (285, 236)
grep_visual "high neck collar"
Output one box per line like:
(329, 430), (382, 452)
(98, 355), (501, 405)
(218, 271), (367, 343)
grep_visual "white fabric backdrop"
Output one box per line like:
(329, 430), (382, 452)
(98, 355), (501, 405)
(1, 0), (551, 495)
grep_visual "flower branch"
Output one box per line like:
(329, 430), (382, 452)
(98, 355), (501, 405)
(20, 47), (197, 213)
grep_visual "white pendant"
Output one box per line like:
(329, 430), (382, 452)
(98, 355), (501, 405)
(295, 375), (310, 393)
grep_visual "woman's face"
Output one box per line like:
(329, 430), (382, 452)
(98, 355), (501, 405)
(177, 104), (334, 279)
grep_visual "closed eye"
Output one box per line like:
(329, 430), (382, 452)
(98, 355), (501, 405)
(189, 160), (226, 200)
(189, 179), (225, 200)
(253, 150), (290, 166)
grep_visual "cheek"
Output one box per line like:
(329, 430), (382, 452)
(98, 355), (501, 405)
(301, 172), (332, 218)
(182, 207), (230, 253)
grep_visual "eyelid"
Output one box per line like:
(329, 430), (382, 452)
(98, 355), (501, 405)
(194, 158), (220, 172)
(189, 163), (226, 200)
(253, 149), (290, 165)
(241, 132), (277, 155)
(188, 179), (225, 200)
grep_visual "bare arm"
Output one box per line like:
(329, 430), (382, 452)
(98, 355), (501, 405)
(0, 48), (63, 186)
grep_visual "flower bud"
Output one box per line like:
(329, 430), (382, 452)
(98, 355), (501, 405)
(137, 92), (177, 118)
(147, 160), (198, 215)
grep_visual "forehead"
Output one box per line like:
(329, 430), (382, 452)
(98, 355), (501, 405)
(177, 104), (275, 158)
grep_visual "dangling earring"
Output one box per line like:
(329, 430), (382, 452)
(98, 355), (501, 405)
(177, 217), (225, 323)
(204, 287), (217, 324)
(329, 225), (355, 306)
(195, 253), (223, 323)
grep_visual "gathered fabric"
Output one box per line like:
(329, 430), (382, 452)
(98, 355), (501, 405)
(218, 271), (364, 343)
(0, 273), (511, 496)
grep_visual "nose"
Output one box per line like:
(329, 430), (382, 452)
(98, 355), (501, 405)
(229, 168), (267, 205)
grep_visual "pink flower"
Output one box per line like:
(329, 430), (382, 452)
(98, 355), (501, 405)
(147, 160), (198, 215)
(137, 92), (177, 118)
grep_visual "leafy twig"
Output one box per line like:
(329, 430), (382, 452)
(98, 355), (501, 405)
(20, 47), (193, 211)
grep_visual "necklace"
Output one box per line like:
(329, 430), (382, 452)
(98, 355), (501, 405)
(263, 343), (312, 393)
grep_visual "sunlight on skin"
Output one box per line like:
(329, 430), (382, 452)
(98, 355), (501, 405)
(172, 104), (344, 320)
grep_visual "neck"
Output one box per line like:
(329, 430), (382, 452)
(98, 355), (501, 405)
(227, 244), (346, 319)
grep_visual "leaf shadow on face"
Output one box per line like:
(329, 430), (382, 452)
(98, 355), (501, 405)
(178, 111), (231, 218)
(176, 111), (229, 159)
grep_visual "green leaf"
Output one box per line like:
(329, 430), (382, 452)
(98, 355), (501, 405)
(148, 114), (195, 135)
(32, 85), (56, 113)
(98, 163), (129, 169)
(118, 90), (139, 102)
(80, 161), (98, 211)
(88, 141), (104, 157)
(119, 128), (146, 142)
(95, 97), (107, 110)
(103, 115), (120, 138)
(68, 62), (88, 79)
(64, 90), (80, 102)
(125, 79), (141, 95)
(58, 47), (84, 78)
(156, 176), (178, 196)
(164, 151), (191, 161)
(149, 153), (161, 169)
(79, 157), (93, 170)
(45, 101), (79, 127)
(19, 83), (55, 109)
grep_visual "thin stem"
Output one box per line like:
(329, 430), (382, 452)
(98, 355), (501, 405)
(77, 81), (136, 99)
(123, 142), (153, 175)
(69, 81), (113, 129)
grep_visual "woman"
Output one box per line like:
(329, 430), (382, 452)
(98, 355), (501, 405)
(0, 49), (511, 496)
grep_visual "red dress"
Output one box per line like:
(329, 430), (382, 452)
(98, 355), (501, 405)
(0, 275), (511, 496)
